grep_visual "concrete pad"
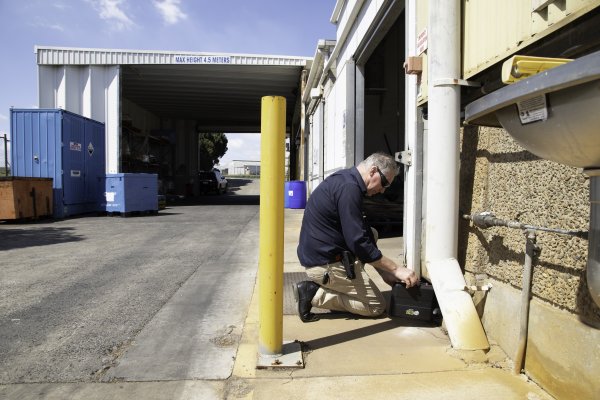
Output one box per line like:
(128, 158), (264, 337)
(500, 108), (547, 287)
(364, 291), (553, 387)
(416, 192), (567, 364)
(233, 289), (553, 399)
(280, 316), (465, 377)
(239, 370), (554, 400)
(228, 208), (554, 400)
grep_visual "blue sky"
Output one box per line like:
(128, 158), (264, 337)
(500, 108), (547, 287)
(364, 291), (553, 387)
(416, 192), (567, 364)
(0, 0), (337, 167)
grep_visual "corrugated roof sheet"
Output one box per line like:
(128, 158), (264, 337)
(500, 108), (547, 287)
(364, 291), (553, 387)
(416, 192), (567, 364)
(35, 46), (311, 67)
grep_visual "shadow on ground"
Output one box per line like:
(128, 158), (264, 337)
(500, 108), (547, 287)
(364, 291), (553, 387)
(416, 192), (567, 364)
(0, 227), (85, 251)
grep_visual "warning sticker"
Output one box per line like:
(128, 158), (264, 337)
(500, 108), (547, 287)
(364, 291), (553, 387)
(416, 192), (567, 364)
(70, 141), (82, 151)
(416, 28), (428, 55)
(517, 95), (548, 124)
(87, 142), (94, 156)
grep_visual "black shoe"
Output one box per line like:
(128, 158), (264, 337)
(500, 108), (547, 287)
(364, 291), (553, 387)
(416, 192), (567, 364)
(292, 281), (320, 322)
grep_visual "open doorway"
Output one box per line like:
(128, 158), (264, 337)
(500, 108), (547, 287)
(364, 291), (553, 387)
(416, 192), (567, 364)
(361, 13), (406, 236)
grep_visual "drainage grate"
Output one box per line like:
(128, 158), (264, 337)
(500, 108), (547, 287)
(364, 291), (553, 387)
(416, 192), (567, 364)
(283, 272), (329, 315)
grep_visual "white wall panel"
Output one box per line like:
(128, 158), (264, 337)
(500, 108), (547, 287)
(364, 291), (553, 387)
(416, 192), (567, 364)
(90, 66), (106, 123)
(105, 66), (120, 173)
(38, 66), (56, 108)
(322, 0), (392, 174)
(54, 67), (66, 111)
(324, 88), (335, 174)
(39, 65), (120, 173)
(335, 65), (348, 168)
(309, 107), (322, 180)
(81, 67), (92, 118)
(336, 0), (385, 73)
(65, 66), (82, 114)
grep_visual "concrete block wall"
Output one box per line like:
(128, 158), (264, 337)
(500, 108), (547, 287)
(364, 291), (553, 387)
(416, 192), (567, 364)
(458, 124), (600, 399)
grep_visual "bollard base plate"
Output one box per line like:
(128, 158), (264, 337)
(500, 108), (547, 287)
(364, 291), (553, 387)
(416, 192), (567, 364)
(257, 340), (304, 369)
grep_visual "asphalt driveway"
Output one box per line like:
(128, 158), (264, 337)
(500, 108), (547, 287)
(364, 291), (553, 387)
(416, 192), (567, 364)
(0, 178), (260, 383)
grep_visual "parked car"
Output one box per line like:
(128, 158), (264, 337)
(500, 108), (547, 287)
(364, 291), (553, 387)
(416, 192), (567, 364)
(198, 170), (228, 195)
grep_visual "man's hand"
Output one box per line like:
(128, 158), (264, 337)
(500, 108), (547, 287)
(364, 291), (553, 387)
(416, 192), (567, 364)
(371, 255), (420, 288)
(392, 266), (419, 288)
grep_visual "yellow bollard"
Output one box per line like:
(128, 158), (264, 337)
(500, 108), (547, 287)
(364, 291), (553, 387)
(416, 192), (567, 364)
(258, 96), (286, 356)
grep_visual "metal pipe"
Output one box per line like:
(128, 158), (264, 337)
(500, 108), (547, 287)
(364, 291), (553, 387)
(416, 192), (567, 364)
(426, 0), (461, 260)
(462, 212), (588, 239)
(463, 212), (593, 372)
(587, 173), (600, 308)
(514, 230), (538, 375)
(3, 134), (8, 176)
(403, 0), (422, 278)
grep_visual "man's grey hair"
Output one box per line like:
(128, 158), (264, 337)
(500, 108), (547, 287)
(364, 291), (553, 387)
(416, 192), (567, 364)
(359, 152), (399, 176)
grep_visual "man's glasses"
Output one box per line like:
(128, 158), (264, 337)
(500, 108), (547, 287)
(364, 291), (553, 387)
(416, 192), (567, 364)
(376, 167), (391, 188)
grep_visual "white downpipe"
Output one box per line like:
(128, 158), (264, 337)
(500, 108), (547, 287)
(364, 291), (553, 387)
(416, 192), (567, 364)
(404, 0), (421, 276)
(426, 0), (489, 350)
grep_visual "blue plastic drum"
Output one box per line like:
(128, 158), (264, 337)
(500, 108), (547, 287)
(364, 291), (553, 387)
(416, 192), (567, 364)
(284, 181), (307, 209)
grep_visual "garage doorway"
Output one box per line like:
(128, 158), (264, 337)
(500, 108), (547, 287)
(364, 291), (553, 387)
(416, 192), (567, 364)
(357, 9), (406, 235)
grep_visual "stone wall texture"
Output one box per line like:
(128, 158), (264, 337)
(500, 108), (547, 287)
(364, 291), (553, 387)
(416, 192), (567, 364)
(458, 125), (600, 327)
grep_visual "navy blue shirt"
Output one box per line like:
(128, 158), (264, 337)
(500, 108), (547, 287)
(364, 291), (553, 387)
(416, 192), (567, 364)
(297, 167), (382, 267)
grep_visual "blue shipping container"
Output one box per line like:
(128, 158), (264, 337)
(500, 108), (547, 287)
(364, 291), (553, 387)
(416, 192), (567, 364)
(102, 173), (158, 213)
(10, 109), (105, 218)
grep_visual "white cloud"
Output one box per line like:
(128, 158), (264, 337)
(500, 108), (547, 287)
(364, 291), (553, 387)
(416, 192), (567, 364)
(227, 138), (244, 149)
(0, 114), (8, 122)
(31, 21), (65, 31)
(154, 0), (187, 25)
(219, 134), (261, 166)
(90, 0), (135, 31)
(48, 23), (65, 31)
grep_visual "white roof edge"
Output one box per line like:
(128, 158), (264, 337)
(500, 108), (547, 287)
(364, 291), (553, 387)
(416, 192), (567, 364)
(34, 45), (312, 66)
(331, 0), (346, 23)
(302, 39), (335, 104)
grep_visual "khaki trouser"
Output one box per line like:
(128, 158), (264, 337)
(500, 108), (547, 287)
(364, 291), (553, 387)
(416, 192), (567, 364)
(305, 260), (386, 317)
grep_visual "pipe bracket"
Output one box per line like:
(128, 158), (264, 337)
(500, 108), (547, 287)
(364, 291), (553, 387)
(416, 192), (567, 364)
(463, 284), (493, 293)
(433, 78), (481, 87)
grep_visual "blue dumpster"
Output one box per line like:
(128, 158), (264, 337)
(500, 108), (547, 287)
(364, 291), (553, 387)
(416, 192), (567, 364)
(102, 173), (158, 213)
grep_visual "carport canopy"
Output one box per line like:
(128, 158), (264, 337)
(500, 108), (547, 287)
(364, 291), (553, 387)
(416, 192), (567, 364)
(36, 46), (312, 172)
(121, 61), (309, 133)
(36, 46), (312, 133)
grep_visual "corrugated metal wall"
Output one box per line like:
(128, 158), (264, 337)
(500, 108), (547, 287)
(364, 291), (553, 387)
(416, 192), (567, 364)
(463, 0), (600, 78)
(463, 0), (530, 77)
(415, 0), (600, 101)
(38, 64), (120, 173)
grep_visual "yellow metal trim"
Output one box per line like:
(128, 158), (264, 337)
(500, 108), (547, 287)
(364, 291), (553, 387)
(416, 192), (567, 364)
(502, 55), (572, 84)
